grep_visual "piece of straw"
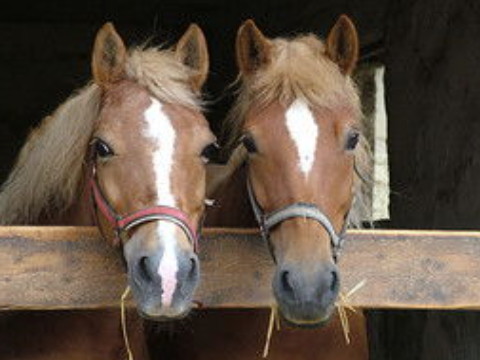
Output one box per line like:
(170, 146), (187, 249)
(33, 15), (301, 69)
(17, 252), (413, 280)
(121, 286), (134, 360)
(337, 303), (351, 344)
(335, 279), (367, 345)
(345, 279), (367, 300)
(262, 306), (277, 358)
(274, 308), (281, 331)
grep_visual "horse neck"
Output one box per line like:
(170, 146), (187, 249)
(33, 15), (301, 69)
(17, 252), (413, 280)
(205, 165), (257, 228)
(55, 193), (94, 226)
(38, 174), (94, 226)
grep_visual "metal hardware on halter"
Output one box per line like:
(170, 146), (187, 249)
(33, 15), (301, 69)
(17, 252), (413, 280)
(88, 164), (199, 251)
(246, 177), (347, 259)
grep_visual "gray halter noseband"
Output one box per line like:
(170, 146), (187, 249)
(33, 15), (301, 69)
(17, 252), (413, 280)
(246, 177), (347, 260)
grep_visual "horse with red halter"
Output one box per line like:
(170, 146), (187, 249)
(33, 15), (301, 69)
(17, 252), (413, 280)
(189, 14), (371, 359)
(0, 22), (214, 359)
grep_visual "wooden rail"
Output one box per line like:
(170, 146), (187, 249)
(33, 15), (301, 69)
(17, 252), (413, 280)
(0, 227), (479, 310)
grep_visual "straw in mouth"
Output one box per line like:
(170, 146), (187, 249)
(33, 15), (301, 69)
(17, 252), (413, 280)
(262, 279), (367, 357)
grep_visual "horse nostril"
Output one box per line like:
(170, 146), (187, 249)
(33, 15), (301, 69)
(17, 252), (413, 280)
(280, 270), (295, 296)
(330, 270), (339, 292)
(139, 256), (153, 282)
(188, 256), (198, 280)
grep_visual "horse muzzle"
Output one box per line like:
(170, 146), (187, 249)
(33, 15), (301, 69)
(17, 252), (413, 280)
(123, 230), (200, 320)
(272, 260), (339, 326)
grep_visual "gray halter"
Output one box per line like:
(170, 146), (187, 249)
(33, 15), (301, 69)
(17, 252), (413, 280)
(246, 178), (347, 260)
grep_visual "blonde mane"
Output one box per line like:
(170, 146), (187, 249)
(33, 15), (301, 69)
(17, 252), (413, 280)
(224, 34), (371, 227)
(0, 46), (202, 225)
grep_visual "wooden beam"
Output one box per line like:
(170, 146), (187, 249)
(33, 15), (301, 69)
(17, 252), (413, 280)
(0, 227), (479, 310)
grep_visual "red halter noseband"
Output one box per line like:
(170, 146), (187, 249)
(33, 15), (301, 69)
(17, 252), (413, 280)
(89, 165), (199, 251)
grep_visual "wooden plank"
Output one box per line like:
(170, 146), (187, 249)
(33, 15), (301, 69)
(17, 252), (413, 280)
(0, 227), (480, 310)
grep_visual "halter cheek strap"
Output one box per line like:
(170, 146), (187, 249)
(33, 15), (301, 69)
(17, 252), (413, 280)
(89, 167), (199, 251)
(246, 178), (347, 259)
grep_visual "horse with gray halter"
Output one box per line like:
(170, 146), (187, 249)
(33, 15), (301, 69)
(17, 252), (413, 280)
(202, 14), (371, 359)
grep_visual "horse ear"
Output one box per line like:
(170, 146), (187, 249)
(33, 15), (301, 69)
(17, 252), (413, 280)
(175, 24), (209, 92)
(236, 19), (272, 76)
(326, 15), (359, 75)
(91, 22), (127, 87)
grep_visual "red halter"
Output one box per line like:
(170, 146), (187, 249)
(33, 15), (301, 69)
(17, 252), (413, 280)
(89, 166), (199, 251)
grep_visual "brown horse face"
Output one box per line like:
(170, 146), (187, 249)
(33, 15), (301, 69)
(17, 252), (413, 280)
(95, 83), (215, 319)
(236, 15), (360, 326)
(91, 23), (213, 319)
(244, 102), (358, 325)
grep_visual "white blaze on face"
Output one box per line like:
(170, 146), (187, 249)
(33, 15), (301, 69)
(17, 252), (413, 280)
(144, 98), (178, 308)
(285, 99), (319, 177)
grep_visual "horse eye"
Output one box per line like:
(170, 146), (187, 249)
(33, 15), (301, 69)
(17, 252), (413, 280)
(95, 140), (114, 159)
(201, 142), (220, 163)
(345, 131), (360, 151)
(242, 135), (257, 153)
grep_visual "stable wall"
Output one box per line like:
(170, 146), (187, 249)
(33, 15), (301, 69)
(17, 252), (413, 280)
(369, 0), (480, 359)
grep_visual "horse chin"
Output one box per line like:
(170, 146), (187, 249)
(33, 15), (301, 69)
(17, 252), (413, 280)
(138, 308), (190, 322)
(281, 314), (332, 329)
(277, 304), (335, 329)
(137, 303), (192, 322)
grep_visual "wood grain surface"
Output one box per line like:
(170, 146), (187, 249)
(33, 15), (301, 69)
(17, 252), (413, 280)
(0, 227), (479, 310)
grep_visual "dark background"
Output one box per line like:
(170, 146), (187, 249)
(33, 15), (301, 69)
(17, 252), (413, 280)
(0, 0), (386, 180)
(2, 0), (480, 359)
